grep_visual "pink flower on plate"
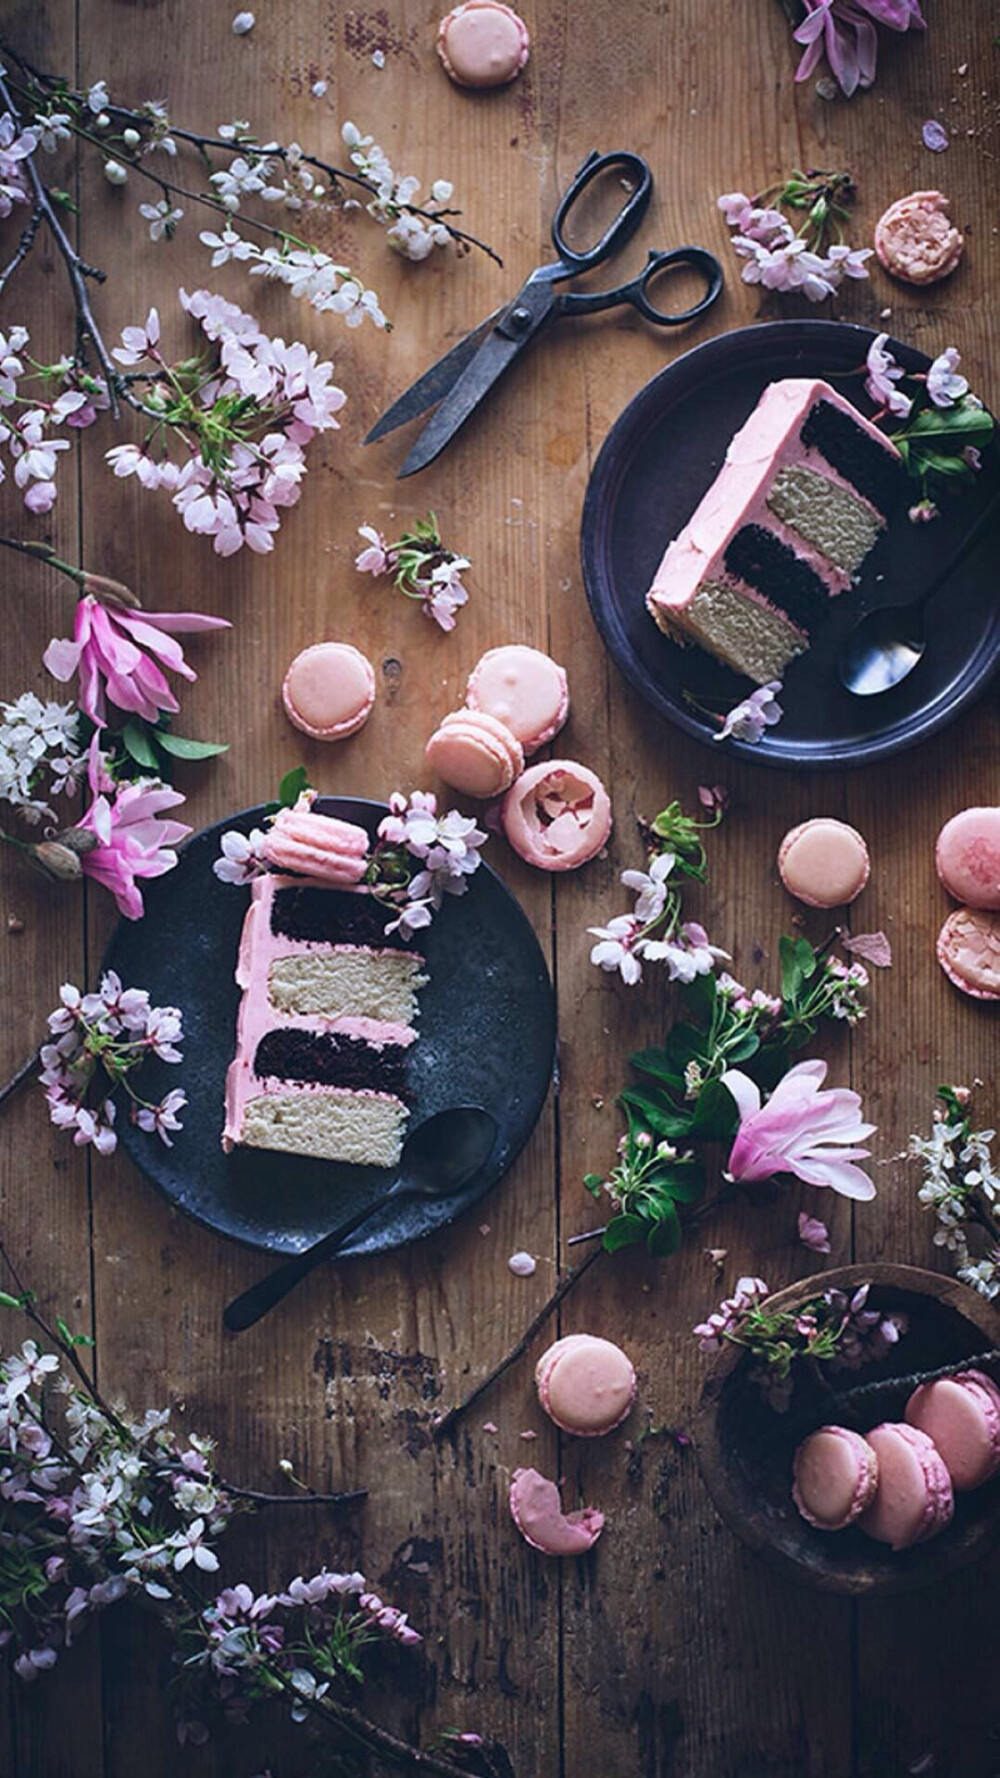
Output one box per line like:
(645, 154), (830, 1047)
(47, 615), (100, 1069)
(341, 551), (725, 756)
(72, 739), (191, 920)
(44, 594), (230, 726)
(721, 1058), (876, 1201)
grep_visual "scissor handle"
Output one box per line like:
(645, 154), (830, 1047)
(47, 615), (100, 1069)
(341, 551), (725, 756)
(557, 246), (724, 326)
(550, 150), (653, 273)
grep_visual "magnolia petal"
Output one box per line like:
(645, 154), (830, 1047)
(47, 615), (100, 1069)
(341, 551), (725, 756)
(719, 1068), (762, 1122)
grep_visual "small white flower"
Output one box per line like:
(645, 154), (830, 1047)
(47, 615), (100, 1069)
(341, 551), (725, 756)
(232, 10), (255, 33)
(87, 81), (110, 114)
(139, 200), (183, 241)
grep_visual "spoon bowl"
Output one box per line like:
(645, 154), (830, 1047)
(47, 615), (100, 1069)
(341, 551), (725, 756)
(223, 1106), (498, 1332)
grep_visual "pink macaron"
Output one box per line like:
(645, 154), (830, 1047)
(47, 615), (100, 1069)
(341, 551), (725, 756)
(857, 1422), (954, 1551)
(466, 645), (568, 755)
(425, 709), (524, 798)
(792, 1426), (880, 1531)
(281, 642), (376, 741)
(935, 808), (1000, 910)
(509, 1468), (604, 1556)
(936, 906), (1000, 1000)
(534, 1334), (636, 1438)
(261, 797), (369, 886)
(905, 1370), (1000, 1492)
(502, 760), (611, 871)
(777, 818), (870, 909)
(437, 0), (530, 87)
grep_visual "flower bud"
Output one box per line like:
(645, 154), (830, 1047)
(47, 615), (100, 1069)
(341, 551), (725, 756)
(122, 128), (141, 150)
(26, 840), (87, 883)
(82, 570), (141, 611)
(103, 159), (128, 185)
(95, 112), (111, 130)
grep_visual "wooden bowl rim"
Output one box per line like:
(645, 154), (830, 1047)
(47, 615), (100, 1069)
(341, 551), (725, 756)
(692, 1263), (1000, 1597)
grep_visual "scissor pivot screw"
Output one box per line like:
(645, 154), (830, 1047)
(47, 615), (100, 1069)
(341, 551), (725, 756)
(509, 306), (532, 331)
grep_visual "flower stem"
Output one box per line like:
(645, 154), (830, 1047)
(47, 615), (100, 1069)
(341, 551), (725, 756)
(0, 535), (86, 587)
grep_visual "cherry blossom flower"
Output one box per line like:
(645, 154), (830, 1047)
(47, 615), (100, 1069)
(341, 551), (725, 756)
(722, 1058), (876, 1200)
(926, 346), (968, 409)
(864, 332), (912, 418)
(589, 914), (644, 985)
(620, 851), (675, 924)
(139, 200), (184, 242)
(714, 682), (783, 744)
(0, 693), (85, 823)
(355, 524), (395, 576)
(133, 1089), (187, 1146)
(213, 826), (268, 884)
(0, 112), (37, 217)
(798, 1211), (832, 1253)
(43, 594), (229, 726)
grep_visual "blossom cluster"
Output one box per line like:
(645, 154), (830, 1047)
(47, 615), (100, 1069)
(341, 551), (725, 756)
(356, 515), (471, 633)
(371, 791), (488, 938)
(341, 121), (459, 262)
(791, 0), (925, 100)
(0, 110), (36, 216)
(862, 336), (992, 520)
(0, 693), (85, 823)
(714, 681), (783, 746)
(910, 1088), (1000, 1301)
(0, 325), (107, 514)
(694, 1275), (907, 1408)
(717, 187), (871, 302)
(39, 971), (186, 1154)
(105, 290), (346, 556)
(588, 796), (728, 986)
(864, 333), (968, 423)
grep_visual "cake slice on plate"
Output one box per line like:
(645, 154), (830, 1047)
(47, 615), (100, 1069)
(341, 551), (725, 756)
(223, 873), (427, 1167)
(646, 378), (906, 685)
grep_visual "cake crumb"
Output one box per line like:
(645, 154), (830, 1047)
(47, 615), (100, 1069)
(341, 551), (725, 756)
(482, 1421), (498, 1433)
(519, 1429), (538, 1440)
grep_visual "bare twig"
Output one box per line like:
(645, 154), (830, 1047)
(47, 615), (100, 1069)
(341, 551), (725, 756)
(0, 68), (119, 417)
(432, 1246), (605, 1441)
(0, 201), (42, 290)
(0, 1046), (40, 1114)
(222, 1481), (368, 1509)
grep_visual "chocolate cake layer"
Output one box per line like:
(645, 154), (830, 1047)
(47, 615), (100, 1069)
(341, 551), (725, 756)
(801, 398), (906, 517)
(270, 885), (407, 949)
(253, 1027), (410, 1097)
(723, 524), (830, 635)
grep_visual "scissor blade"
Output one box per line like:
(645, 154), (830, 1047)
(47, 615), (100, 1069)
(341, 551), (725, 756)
(397, 326), (530, 477)
(364, 310), (502, 444)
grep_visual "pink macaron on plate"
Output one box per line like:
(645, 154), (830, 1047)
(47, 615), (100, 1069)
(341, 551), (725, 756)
(693, 1264), (1000, 1594)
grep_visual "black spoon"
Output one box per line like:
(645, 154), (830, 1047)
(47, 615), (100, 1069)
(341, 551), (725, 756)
(839, 485), (1000, 696)
(223, 1105), (498, 1332)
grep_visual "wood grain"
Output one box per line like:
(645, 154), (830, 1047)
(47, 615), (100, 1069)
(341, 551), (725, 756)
(1, 0), (998, 1772)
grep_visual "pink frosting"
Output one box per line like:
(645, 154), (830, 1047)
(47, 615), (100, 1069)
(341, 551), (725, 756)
(646, 379), (901, 627)
(466, 646), (569, 755)
(792, 1426), (879, 1530)
(261, 799), (369, 884)
(282, 643), (376, 741)
(858, 1423), (954, 1550)
(905, 1371), (1000, 1491)
(502, 760), (611, 871)
(509, 1468), (605, 1556)
(223, 874), (421, 1150)
(425, 709), (524, 798)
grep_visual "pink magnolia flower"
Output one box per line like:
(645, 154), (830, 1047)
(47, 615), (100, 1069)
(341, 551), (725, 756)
(43, 594), (230, 726)
(793, 0), (924, 99)
(72, 740), (191, 919)
(722, 1058), (876, 1200)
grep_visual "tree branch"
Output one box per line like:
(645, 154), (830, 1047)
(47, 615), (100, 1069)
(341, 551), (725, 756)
(0, 202), (43, 291)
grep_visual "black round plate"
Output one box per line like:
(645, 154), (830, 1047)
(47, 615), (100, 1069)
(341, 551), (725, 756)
(581, 319), (1000, 768)
(102, 799), (555, 1256)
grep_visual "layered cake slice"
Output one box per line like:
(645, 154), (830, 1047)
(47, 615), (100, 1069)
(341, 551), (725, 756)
(223, 874), (427, 1167)
(646, 378), (906, 685)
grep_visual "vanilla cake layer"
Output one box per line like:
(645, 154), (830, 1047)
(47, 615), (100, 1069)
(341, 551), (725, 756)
(239, 1085), (407, 1166)
(646, 379), (905, 685)
(268, 950), (426, 1024)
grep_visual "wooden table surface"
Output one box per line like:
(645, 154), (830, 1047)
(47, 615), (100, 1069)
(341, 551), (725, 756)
(2, 2), (999, 1774)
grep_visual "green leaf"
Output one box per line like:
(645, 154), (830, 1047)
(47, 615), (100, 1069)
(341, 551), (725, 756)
(654, 1163), (706, 1204)
(278, 765), (310, 808)
(779, 934), (817, 1003)
(686, 1076), (739, 1141)
(724, 1031), (761, 1066)
(583, 1173), (605, 1199)
(121, 720), (160, 770)
(646, 1201), (681, 1256)
(619, 1089), (694, 1141)
(680, 970), (717, 1027)
(155, 733), (230, 761)
(602, 1214), (647, 1253)
(629, 1048), (685, 1090)
(0, 1290), (28, 1310)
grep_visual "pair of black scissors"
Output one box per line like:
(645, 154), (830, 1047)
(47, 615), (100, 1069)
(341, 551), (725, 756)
(365, 149), (724, 477)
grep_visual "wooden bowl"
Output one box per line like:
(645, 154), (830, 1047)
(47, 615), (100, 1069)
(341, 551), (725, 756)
(692, 1264), (1000, 1596)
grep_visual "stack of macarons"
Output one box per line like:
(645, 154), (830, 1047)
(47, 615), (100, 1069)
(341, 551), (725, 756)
(508, 1333), (636, 1557)
(935, 808), (1000, 1001)
(792, 1367), (1000, 1551)
(424, 644), (613, 871)
(777, 817), (871, 909)
(261, 794), (369, 885)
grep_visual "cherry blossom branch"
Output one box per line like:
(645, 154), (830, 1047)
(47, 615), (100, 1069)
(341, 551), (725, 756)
(0, 1047), (40, 1114)
(0, 200), (42, 290)
(0, 68), (119, 417)
(432, 1246), (605, 1441)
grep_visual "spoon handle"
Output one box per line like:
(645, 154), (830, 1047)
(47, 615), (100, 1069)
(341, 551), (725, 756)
(223, 1190), (393, 1332)
(917, 485), (1000, 610)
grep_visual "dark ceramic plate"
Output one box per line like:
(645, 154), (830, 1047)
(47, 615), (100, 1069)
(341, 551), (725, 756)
(693, 1265), (1000, 1595)
(581, 319), (1000, 768)
(102, 799), (555, 1256)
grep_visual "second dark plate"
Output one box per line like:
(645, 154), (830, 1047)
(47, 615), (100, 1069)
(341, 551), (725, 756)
(581, 319), (1000, 768)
